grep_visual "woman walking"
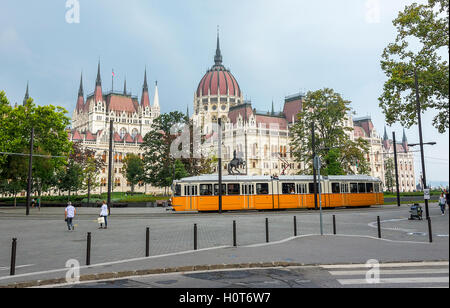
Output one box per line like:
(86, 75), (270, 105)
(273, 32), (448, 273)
(438, 193), (446, 215)
(99, 200), (109, 229)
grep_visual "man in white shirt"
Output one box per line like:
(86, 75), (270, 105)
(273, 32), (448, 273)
(99, 200), (109, 229)
(65, 202), (76, 231)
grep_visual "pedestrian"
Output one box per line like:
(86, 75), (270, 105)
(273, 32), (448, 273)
(445, 190), (450, 210)
(37, 197), (41, 211)
(65, 201), (76, 231)
(99, 200), (109, 229)
(438, 192), (446, 215)
(31, 198), (35, 208)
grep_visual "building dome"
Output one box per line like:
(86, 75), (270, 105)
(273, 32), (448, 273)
(196, 66), (241, 98)
(196, 32), (241, 98)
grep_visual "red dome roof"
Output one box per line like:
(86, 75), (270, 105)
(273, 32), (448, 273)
(196, 32), (241, 98)
(196, 66), (241, 97)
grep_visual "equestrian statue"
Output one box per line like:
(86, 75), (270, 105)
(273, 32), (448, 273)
(228, 150), (246, 175)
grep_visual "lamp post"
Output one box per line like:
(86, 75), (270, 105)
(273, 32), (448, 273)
(412, 68), (435, 219)
(392, 132), (401, 207)
(314, 155), (323, 235)
(218, 118), (223, 214)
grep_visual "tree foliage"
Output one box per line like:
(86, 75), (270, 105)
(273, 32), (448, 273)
(122, 153), (144, 194)
(379, 0), (449, 133)
(141, 112), (188, 188)
(290, 88), (370, 175)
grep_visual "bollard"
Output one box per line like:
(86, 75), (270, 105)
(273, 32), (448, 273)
(265, 218), (269, 243)
(194, 224), (198, 250)
(86, 232), (91, 266)
(377, 216), (382, 239)
(233, 220), (237, 247)
(333, 215), (337, 235)
(10, 238), (17, 276)
(294, 216), (297, 236)
(146, 227), (150, 257)
(427, 217), (433, 243)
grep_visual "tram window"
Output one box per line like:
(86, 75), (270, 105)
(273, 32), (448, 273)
(350, 183), (358, 193)
(358, 183), (366, 193)
(297, 184), (307, 194)
(366, 183), (374, 193)
(174, 185), (181, 196)
(309, 183), (319, 194)
(184, 186), (189, 196)
(341, 183), (349, 193)
(200, 184), (213, 196)
(256, 183), (269, 195)
(374, 183), (380, 193)
(331, 183), (340, 194)
(282, 183), (296, 194)
(227, 184), (240, 195)
(214, 184), (227, 195)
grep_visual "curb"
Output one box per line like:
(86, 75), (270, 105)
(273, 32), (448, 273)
(0, 261), (302, 288)
(2, 259), (448, 288)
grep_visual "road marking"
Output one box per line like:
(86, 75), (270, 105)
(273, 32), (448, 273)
(338, 277), (449, 285)
(329, 268), (449, 276)
(322, 261), (449, 269)
(0, 264), (34, 271)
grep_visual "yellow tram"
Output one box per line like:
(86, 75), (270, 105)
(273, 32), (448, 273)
(171, 175), (384, 212)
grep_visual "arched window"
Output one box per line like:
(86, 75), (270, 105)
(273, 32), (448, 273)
(120, 128), (127, 139)
(132, 128), (138, 138)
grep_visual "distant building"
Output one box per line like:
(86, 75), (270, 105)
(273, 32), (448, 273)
(70, 62), (162, 194)
(382, 128), (416, 192)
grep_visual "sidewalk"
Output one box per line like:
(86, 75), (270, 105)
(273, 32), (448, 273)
(1, 233), (448, 288)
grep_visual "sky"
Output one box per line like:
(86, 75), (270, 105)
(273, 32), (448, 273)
(0, 0), (448, 185)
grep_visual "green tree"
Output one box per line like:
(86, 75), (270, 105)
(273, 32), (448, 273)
(0, 92), (72, 198)
(141, 111), (188, 189)
(379, 0), (449, 133)
(290, 88), (370, 175)
(122, 154), (145, 194)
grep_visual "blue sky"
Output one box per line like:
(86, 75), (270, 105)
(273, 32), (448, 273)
(0, 0), (448, 184)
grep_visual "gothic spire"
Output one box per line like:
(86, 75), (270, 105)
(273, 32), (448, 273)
(402, 128), (408, 143)
(95, 60), (102, 87)
(123, 77), (127, 95)
(214, 26), (223, 66)
(23, 82), (29, 106)
(143, 68), (148, 91)
(78, 73), (84, 97)
(383, 126), (388, 141)
(271, 100), (275, 116)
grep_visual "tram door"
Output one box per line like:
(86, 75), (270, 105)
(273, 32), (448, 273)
(242, 183), (255, 209)
(186, 185), (198, 210)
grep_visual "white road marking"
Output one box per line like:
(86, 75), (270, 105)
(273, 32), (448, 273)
(329, 268), (449, 276)
(0, 264), (34, 271)
(321, 261), (449, 269)
(338, 277), (449, 285)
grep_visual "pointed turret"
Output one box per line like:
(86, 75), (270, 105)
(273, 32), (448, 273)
(186, 104), (190, 119)
(402, 129), (409, 153)
(123, 78), (127, 96)
(95, 60), (101, 87)
(271, 100), (275, 116)
(140, 68), (151, 109)
(153, 80), (159, 108)
(76, 73), (85, 112)
(214, 26), (223, 66)
(382, 126), (390, 150)
(23, 82), (29, 106)
(94, 60), (103, 103)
